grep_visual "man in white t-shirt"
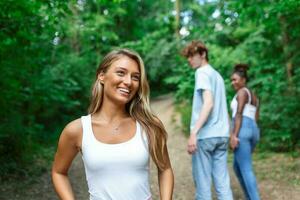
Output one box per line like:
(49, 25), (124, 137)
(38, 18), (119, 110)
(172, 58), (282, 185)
(182, 40), (233, 200)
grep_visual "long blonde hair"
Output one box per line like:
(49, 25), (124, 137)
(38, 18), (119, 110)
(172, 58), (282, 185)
(89, 49), (168, 171)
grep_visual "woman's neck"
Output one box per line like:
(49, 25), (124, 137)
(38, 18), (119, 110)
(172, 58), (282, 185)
(94, 100), (129, 122)
(236, 85), (247, 92)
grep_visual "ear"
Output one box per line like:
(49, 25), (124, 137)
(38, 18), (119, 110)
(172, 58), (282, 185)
(201, 52), (206, 59)
(98, 72), (105, 84)
(241, 77), (246, 84)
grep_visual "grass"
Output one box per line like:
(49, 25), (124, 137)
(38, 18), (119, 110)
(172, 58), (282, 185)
(228, 151), (300, 187)
(254, 152), (300, 186)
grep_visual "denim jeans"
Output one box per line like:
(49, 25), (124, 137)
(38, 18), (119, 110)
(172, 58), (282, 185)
(192, 137), (233, 200)
(233, 116), (260, 200)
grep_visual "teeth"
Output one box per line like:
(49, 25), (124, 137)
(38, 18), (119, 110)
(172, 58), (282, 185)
(119, 88), (130, 93)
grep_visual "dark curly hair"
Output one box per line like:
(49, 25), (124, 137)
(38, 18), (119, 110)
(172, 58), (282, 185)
(233, 63), (249, 82)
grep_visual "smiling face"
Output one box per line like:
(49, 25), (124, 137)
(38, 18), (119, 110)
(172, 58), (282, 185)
(231, 73), (246, 91)
(98, 56), (140, 105)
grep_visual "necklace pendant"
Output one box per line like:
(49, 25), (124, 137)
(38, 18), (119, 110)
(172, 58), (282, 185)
(112, 127), (119, 134)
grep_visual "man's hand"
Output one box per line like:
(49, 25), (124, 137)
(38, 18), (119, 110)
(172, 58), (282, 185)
(230, 135), (239, 150)
(187, 89), (213, 155)
(187, 133), (197, 154)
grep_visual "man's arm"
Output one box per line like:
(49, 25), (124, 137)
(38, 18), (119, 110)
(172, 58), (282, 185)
(191, 90), (214, 135)
(187, 90), (213, 154)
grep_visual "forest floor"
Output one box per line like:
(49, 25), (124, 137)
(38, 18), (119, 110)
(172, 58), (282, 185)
(1, 95), (300, 200)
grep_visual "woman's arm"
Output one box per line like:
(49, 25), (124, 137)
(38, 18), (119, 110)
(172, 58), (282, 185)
(230, 89), (248, 150)
(52, 119), (82, 200)
(158, 145), (174, 200)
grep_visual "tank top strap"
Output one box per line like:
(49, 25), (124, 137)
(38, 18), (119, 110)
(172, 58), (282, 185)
(233, 93), (238, 99)
(136, 121), (149, 150)
(81, 114), (93, 138)
(243, 87), (252, 104)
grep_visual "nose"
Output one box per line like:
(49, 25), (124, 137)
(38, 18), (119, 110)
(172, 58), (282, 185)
(123, 74), (132, 86)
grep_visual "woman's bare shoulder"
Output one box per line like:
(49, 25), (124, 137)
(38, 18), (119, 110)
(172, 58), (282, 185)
(61, 118), (83, 139)
(237, 88), (248, 97)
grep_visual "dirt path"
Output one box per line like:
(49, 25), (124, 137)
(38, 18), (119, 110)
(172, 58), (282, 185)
(149, 95), (194, 200)
(2, 95), (300, 200)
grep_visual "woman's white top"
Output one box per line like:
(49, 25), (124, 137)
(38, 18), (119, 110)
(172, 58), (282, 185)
(81, 115), (151, 200)
(230, 87), (258, 120)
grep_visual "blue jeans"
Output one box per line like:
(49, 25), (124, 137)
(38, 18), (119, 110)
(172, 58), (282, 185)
(233, 116), (260, 200)
(192, 137), (233, 200)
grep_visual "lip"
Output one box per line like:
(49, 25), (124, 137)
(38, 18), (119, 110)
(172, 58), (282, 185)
(117, 87), (131, 96)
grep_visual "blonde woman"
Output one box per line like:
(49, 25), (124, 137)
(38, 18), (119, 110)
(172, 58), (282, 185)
(52, 49), (174, 200)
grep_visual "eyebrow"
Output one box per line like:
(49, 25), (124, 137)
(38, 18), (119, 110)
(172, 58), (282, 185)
(116, 67), (140, 75)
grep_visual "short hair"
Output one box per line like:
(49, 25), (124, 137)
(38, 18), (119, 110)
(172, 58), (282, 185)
(181, 40), (209, 61)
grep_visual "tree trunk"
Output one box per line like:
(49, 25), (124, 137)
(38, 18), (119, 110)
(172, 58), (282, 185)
(69, 2), (80, 54)
(279, 15), (293, 87)
(175, 0), (180, 39)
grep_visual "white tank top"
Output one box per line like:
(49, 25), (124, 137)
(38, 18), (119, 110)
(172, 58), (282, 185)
(81, 115), (151, 200)
(230, 87), (258, 120)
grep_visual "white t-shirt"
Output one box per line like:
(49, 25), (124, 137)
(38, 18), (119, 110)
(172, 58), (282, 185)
(190, 64), (230, 139)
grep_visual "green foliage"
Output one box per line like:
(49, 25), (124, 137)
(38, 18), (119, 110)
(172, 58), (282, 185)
(0, 0), (176, 177)
(175, 101), (192, 136)
(171, 0), (300, 151)
(1, 0), (299, 179)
